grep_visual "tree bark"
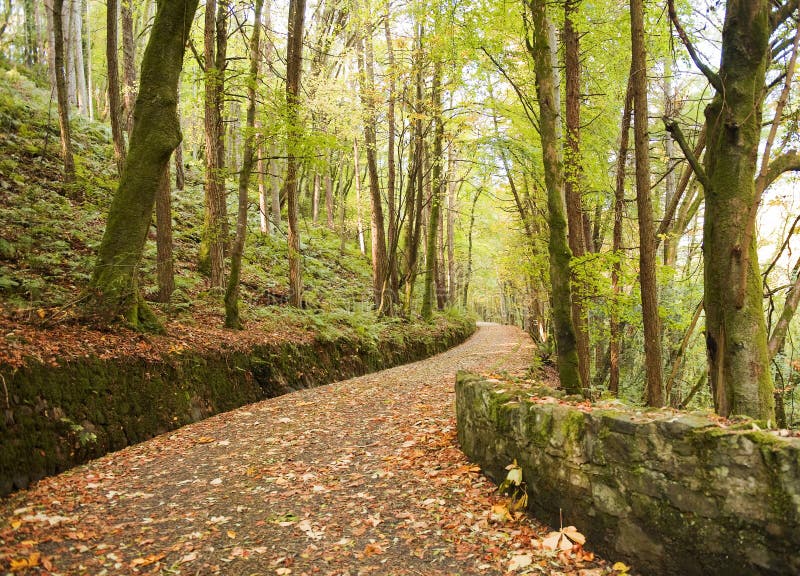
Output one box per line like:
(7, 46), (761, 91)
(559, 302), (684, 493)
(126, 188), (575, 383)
(121, 0), (137, 134)
(225, 0), (263, 329)
(446, 144), (457, 306)
(201, 0), (228, 289)
(563, 0), (591, 391)
(51, 0), (75, 184)
(631, 0), (664, 406)
(355, 25), (389, 312)
(88, 0), (199, 330)
(155, 162), (174, 303)
(107, 0), (126, 175)
(285, 0), (306, 307)
(384, 4), (399, 301)
(421, 61), (444, 321)
(527, 0), (581, 394)
(72, 0), (88, 116)
(610, 70), (634, 396)
(702, 0), (774, 420)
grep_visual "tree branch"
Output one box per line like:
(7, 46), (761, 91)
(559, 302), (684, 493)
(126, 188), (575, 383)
(667, 0), (723, 92)
(655, 125), (706, 248)
(771, 0), (799, 34)
(663, 119), (712, 191)
(480, 46), (540, 133)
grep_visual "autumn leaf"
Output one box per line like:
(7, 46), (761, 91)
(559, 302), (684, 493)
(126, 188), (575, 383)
(613, 561), (631, 573)
(508, 553), (532, 571)
(130, 553), (165, 568)
(9, 552), (40, 572)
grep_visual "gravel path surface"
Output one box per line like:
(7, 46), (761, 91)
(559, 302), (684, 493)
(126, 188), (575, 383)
(1, 323), (613, 575)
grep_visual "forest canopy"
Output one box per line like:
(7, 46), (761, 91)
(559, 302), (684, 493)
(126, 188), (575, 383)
(1, 0), (800, 424)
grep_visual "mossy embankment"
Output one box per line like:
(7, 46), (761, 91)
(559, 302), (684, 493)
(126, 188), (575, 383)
(1, 314), (474, 495)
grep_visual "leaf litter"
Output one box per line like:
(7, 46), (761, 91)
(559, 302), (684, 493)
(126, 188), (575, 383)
(0, 324), (631, 574)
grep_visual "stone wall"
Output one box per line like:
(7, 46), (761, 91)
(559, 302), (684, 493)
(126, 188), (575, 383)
(0, 318), (474, 496)
(455, 372), (800, 576)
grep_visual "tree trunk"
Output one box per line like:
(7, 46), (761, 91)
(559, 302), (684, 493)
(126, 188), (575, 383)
(446, 144), (457, 306)
(564, 0), (591, 390)
(702, 0), (774, 420)
(610, 70), (633, 396)
(353, 138), (366, 255)
(285, 0), (306, 307)
(462, 188), (481, 307)
(72, 0), (88, 116)
(527, 0), (581, 394)
(106, 0), (126, 176)
(225, 0), (263, 329)
(201, 0), (228, 289)
(51, 0), (75, 184)
(325, 171), (334, 229)
(155, 162), (174, 303)
(631, 0), (664, 406)
(23, 0), (39, 66)
(271, 147), (281, 229)
(88, 0), (199, 330)
(121, 0), (137, 134)
(356, 27), (389, 312)
(384, 4), (399, 300)
(421, 61), (444, 321)
(312, 173), (320, 224)
(64, 0), (76, 108)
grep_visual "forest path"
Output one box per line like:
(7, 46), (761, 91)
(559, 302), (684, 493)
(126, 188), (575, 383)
(0, 324), (612, 575)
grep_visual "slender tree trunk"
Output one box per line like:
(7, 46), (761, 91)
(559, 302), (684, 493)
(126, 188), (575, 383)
(225, 0), (263, 329)
(610, 71), (633, 396)
(462, 188), (481, 307)
(353, 138), (366, 255)
(257, 132), (269, 235)
(52, 0), (75, 184)
(384, 5), (399, 300)
(312, 173), (320, 224)
(421, 61), (443, 321)
(702, 0), (774, 420)
(285, 0), (306, 307)
(73, 0), (88, 115)
(121, 0), (137, 134)
(106, 0), (126, 176)
(446, 144), (456, 305)
(64, 0), (77, 107)
(564, 0), (590, 390)
(201, 0), (228, 289)
(527, 0), (581, 394)
(631, 0), (664, 406)
(88, 0), (199, 330)
(271, 146), (281, 229)
(325, 171), (334, 229)
(23, 0), (39, 66)
(155, 162), (175, 303)
(436, 186), (447, 309)
(356, 28), (389, 312)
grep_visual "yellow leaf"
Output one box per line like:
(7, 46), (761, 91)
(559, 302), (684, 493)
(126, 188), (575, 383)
(490, 502), (511, 523)
(9, 558), (30, 572)
(10, 519), (21, 529)
(613, 561), (630, 573)
(36, 309), (46, 319)
(197, 436), (215, 444)
(227, 530), (236, 539)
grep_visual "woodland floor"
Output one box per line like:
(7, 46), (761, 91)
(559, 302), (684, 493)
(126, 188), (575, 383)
(0, 323), (622, 575)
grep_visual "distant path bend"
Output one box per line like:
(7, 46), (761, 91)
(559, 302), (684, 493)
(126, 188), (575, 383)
(0, 324), (589, 575)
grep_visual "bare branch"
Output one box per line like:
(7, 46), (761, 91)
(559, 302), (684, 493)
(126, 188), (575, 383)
(667, 0), (723, 92)
(771, 0), (799, 35)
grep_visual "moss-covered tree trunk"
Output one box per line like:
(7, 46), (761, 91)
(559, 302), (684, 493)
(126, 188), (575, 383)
(106, 0), (126, 175)
(88, 0), (199, 330)
(703, 0), (774, 420)
(527, 0), (581, 395)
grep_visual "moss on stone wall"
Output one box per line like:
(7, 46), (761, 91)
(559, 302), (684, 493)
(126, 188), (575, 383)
(456, 372), (800, 576)
(0, 317), (474, 495)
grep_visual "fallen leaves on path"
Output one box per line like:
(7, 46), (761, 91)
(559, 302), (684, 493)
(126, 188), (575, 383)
(0, 324), (628, 575)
